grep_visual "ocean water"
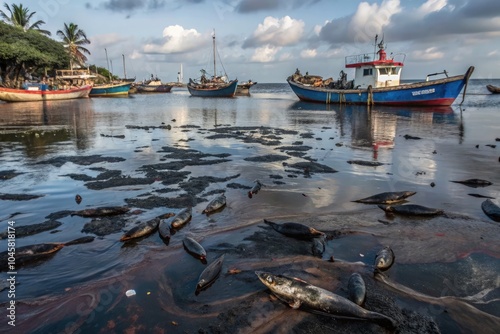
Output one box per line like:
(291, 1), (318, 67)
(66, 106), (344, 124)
(0, 80), (499, 333)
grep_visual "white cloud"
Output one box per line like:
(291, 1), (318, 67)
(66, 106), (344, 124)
(349, 0), (402, 40)
(250, 45), (282, 62)
(91, 33), (128, 48)
(143, 25), (207, 54)
(300, 49), (317, 58)
(243, 16), (304, 48)
(417, 0), (447, 16)
(411, 47), (444, 61)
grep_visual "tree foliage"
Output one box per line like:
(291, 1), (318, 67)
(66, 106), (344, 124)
(0, 21), (69, 85)
(57, 23), (91, 70)
(0, 3), (51, 35)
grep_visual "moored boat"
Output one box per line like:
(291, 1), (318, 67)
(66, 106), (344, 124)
(486, 84), (500, 94)
(0, 85), (92, 102)
(287, 37), (474, 106)
(187, 31), (238, 98)
(89, 82), (132, 97)
(236, 80), (257, 95)
(135, 77), (173, 93)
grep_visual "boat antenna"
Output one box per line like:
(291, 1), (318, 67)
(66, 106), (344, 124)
(212, 29), (216, 79)
(373, 34), (378, 60)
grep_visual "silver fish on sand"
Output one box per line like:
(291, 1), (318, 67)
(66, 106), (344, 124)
(264, 219), (325, 239)
(255, 271), (396, 329)
(348, 273), (366, 306)
(196, 254), (224, 294)
(378, 204), (444, 216)
(120, 218), (160, 241)
(202, 193), (226, 214)
(353, 191), (416, 204)
(375, 246), (395, 271)
(183, 237), (207, 263)
(170, 207), (192, 229)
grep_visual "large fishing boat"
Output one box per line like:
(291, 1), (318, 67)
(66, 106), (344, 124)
(187, 31), (238, 98)
(287, 37), (474, 106)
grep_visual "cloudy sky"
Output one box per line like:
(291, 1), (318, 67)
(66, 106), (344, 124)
(16, 0), (500, 82)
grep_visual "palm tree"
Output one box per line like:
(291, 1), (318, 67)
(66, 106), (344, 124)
(57, 22), (91, 70)
(0, 3), (51, 35)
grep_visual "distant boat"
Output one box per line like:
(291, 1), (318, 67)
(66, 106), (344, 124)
(287, 36), (474, 107)
(0, 85), (92, 102)
(486, 84), (500, 94)
(89, 82), (132, 97)
(187, 31), (238, 98)
(236, 80), (257, 95)
(135, 77), (173, 93)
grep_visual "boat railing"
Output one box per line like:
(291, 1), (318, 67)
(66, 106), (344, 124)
(345, 53), (375, 65)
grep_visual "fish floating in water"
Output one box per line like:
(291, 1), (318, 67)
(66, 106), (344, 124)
(348, 273), (366, 306)
(170, 207), (192, 229)
(450, 179), (492, 188)
(120, 217), (160, 242)
(255, 271), (396, 329)
(0, 236), (94, 271)
(202, 193), (226, 214)
(71, 206), (130, 217)
(183, 237), (207, 263)
(264, 219), (325, 239)
(374, 246), (395, 272)
(481, 199), (500, 222)
(196, 254), (224, 295)
(353, 191), (416, 204)
(248, 180), (263, 198)
(378, 204), (444, 216)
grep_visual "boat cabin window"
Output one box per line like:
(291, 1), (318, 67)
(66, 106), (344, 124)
(378, 67), (398, 75)
(363, 68), (373, 76)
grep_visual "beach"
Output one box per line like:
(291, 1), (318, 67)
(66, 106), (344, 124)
(0, 81), (499, 333)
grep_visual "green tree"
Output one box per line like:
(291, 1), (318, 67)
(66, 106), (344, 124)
(0, 3), (51, 35)
(57, 23), (90, 70)
(0, 21), (68, 85)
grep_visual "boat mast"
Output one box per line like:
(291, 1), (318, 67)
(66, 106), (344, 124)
(105, 48), (111, 82)
(213, 30), (216, 78)
(122, 54), (127, 79)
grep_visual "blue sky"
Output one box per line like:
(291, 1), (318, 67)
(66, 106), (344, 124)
(12, 0), (500, 82)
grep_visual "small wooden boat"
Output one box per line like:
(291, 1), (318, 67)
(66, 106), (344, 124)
(486, 84), (500, 94)
(135, 78), (173, 93)
(89, 82), (132, 97)
(287, 36), (474, 107)
(187, 31), (238, 98)
(0, 85), (92, 102)
(236, 80), (257, 95)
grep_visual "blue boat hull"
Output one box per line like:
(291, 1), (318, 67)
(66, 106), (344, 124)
(288, 66), (474, 106)
(187, 80), (238, 97)
(90, 82), (132, 97)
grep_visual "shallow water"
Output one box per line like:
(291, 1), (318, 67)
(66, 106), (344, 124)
(0, 80), (499, 332)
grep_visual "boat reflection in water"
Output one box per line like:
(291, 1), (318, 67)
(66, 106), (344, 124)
(288, 101), (458, 153)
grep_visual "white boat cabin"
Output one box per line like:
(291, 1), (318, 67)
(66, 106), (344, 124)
(345, 42), (404, 89)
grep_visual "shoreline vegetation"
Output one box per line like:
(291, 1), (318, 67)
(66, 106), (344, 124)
(0, 2), (117, 89)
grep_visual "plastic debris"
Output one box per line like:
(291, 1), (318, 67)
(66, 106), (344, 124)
(125, 289), (136, 297)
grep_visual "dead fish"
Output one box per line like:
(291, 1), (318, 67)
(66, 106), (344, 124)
(255, 271), (396, 329)
(170, 207), (192, 229)
(0, 236), (94, 271)
(312, 237), (325, 257)
(481, 199), (500, 222)
(347, 160), (386, 167)
(71, 206), (130, 217)
(183, 237), (207, 263)
(75, 194), (82, 204)
(248, 180), (263, 198)
(158, 218), (172, 241)
(450, 179), (492, 188)
(120, 218), (160, 242)
(378, 204), (444, 216)
(196, 254), (224, 294)
(375, 246), (395, 272)
(353, 191), (416, 204)
(202, 193), (226, 214)
(468, 193), (495, 199)
(348, 273), (366, 306)
(264, 219), (325, 239)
